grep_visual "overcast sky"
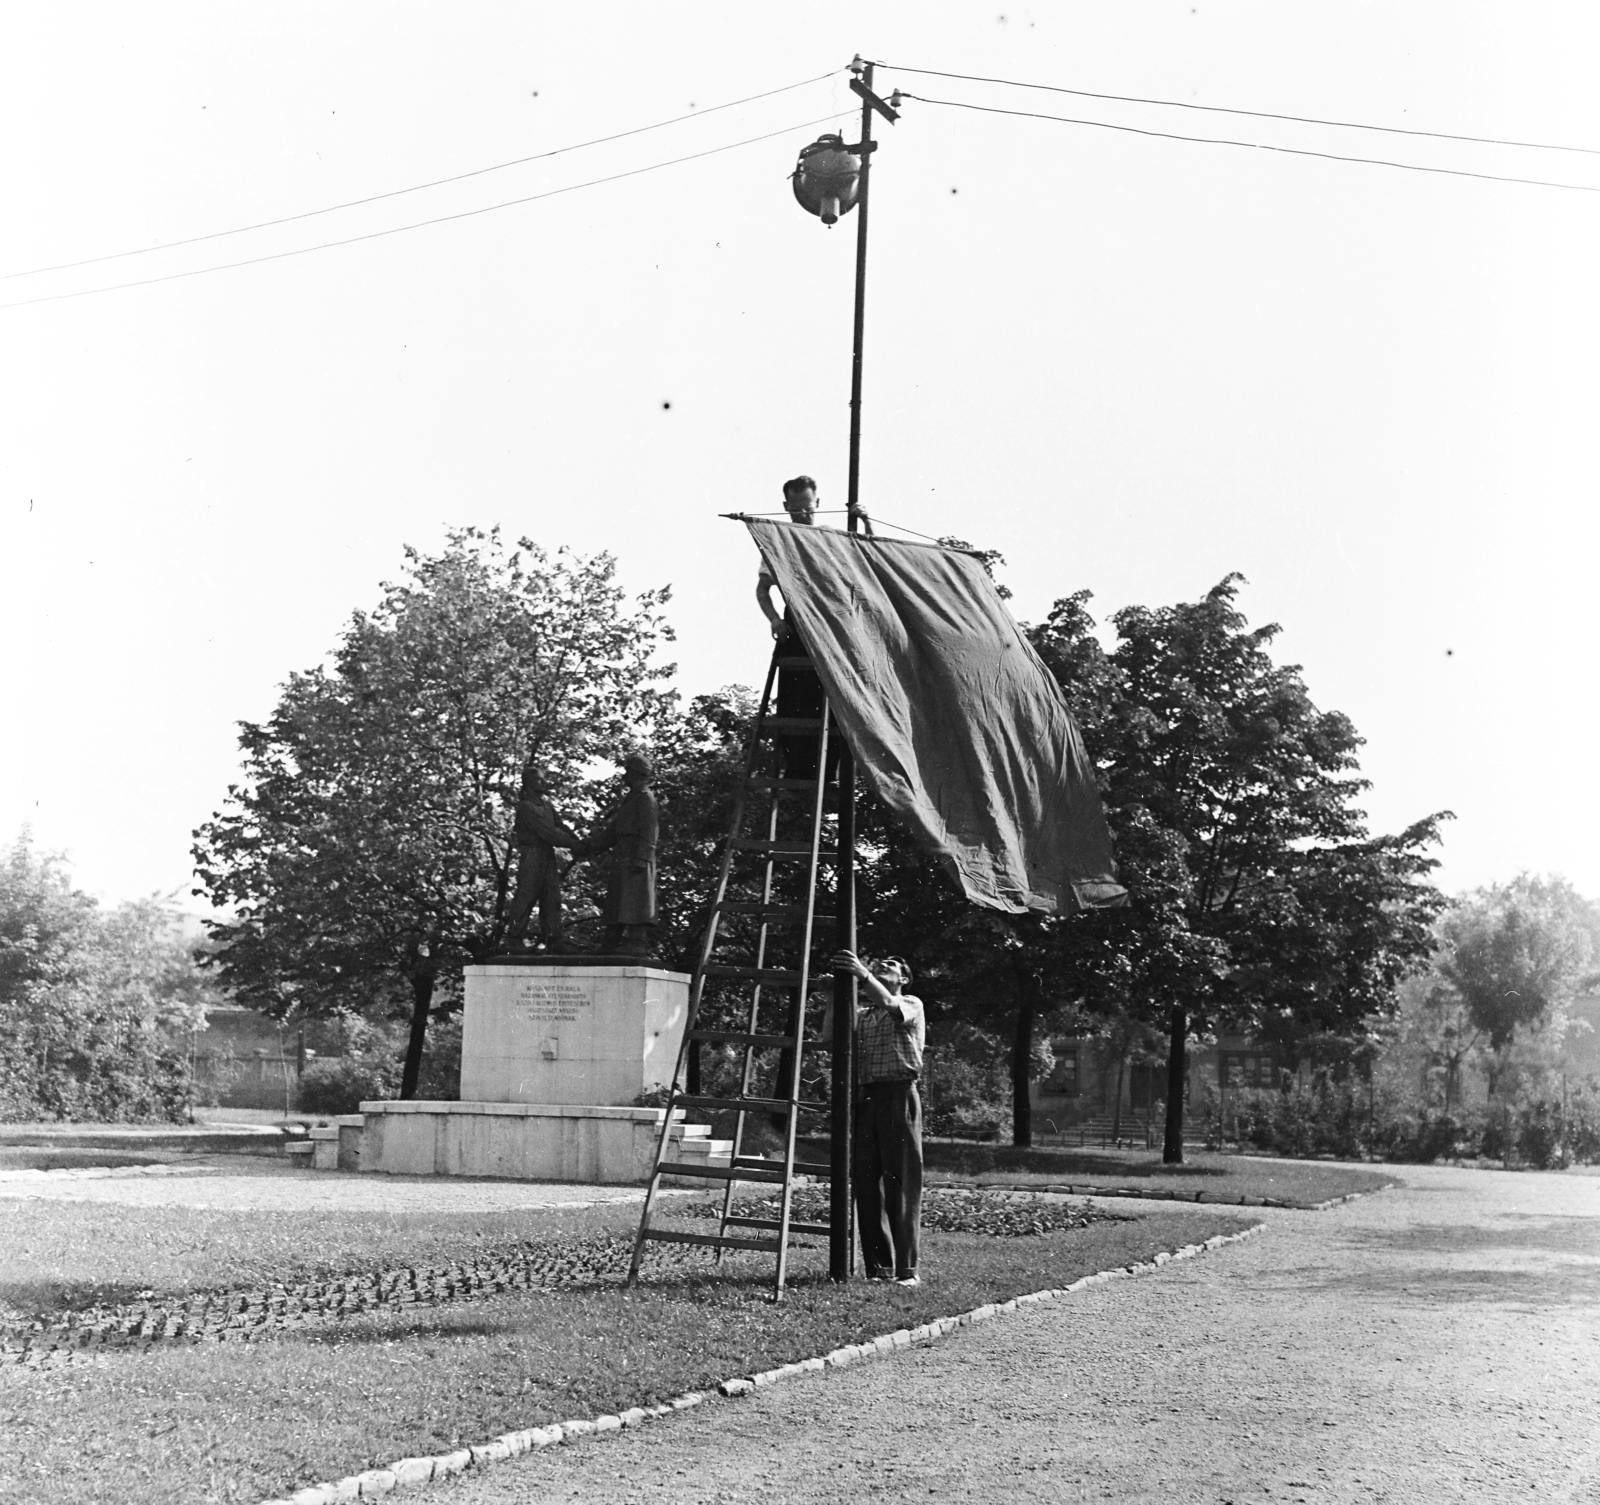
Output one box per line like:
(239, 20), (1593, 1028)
(2, 2), (1596, 912)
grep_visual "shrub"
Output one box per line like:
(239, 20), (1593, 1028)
(1, 836), (217, 1123)
(413, 1011), (462, 1101)
(1516, 1100), (1567, 1170)
(921, 1024), (1008, 1138)
(299, 1057), (395, 1116)
(1566, 1085), (1600, 1164)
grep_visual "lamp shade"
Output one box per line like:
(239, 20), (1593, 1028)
(791, 134), (861, 226)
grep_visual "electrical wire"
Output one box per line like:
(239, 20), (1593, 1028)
(880, 61), (1600, 158)
(2, 67), (844, 283)
(0, 111), (851, 312)
(901, 93), (1600, 196)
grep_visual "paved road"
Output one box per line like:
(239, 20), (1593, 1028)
(434, 1162), (1600, 1505)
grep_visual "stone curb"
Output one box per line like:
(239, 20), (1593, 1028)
(925, 1177), (1390, 1212)
(253, 1222), (1266, 1504)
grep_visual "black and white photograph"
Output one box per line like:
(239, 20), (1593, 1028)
(2, 6), (1597, 1502)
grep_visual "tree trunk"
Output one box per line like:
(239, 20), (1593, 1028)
(1111, 1054), (1126, 1142)
(1162, 1003), (1187, 1164)
(1011, 971), (1038, 1148)
(400, 971), (435, 1100)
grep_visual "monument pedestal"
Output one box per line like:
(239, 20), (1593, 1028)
(355, 960), (719, 1184)
(459, 961), (687, 1104)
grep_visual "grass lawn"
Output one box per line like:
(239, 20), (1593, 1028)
(0, 1202), (1251, 1505)
(916, 1142), (1396, 1203)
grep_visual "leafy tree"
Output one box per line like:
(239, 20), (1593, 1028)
(855, 576), (1447, 1160)
(643, 688), (758, 973)
(1435, 873), (1597, 1094)
(0, 832), (215, 1122)
(1033, 577), (1449, 1161)
(193, 529), (675, 1096)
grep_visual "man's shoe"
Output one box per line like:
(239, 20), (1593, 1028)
(865, 1268), (893, 1282)
(895, 1274), (920, 1287)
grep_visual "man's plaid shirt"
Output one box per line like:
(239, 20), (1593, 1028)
(856, 993), (926, 1084)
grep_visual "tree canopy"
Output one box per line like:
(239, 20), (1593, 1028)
(1, 832), (215, 1122)
(192, 529), (676, 1094)
(1436, 873), (1597, 1054)
(855, 574), (1449, 1159)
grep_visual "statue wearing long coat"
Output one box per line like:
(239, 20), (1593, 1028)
(588, 783), (659, 928)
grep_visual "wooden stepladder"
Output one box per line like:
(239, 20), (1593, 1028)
(628, 641), (842, 1298)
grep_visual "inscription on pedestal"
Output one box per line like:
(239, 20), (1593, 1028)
(513, 980), (589, 1024)
(460, 964), (690, 1107)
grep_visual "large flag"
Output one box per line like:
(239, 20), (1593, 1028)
(745, 519), (1126, 915)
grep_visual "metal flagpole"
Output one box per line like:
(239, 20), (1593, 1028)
(790, 54), (898, 1283)
(829, 56), (898, 1282)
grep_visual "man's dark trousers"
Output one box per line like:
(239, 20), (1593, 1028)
(853, 1079), (923, 1278)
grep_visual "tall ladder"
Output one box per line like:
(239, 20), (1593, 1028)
(628, 642), (840, 1298)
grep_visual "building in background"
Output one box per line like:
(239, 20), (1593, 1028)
(189, 1008), (311, 1111)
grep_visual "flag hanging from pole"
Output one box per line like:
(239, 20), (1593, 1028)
(744, 519), (1126, 915)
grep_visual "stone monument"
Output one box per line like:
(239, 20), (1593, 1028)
(356, 752), (720, 1183)
(502, 761), (583, 953)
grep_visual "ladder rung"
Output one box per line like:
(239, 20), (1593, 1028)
(773, 656), (816, 669)
(746, 777), (825, 792)
(717, 902), (835, 924)
(654, 1161), (787, 1184)
(724, 1216), (833, 1237)
(675, 1094), (828, 1115)
(702, 965), (804, 987)
(730, 840), (834, 858)
(643, 1228), (782, 1254)
(688, 1029), (796, 1048)
(726, 1156), (833, 1180)
(759, 717), (825, 734)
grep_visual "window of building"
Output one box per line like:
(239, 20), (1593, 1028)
(1044, 1045), (1079, 1095)
(1224, 1052), (1276, 1089)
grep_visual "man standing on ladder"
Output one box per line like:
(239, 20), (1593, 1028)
(755, 473), (822, 638)
(755, 473), (873, 644)
(830, 950), (926, 1285)
(756, 474), (857, 781)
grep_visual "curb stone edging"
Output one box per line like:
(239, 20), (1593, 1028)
(254, 1222), (1266, 1504)
(925, 1177), (1389, 1212)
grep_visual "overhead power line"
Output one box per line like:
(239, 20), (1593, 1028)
(880, 61), (1600, 158)
(901, 93), (1600, 196)
(2, 67), (844, 283)
(0, 111), (851, 312)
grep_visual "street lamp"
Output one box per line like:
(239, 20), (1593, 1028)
(792, 56), (900, 1284)
(790, 58), (898, 536)
(791, 134), (861, 226)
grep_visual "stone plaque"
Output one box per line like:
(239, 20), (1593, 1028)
(458, 963), (690, 1106)
(513, 979), (590, 1024)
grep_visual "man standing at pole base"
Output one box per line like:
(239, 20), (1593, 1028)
(831, 950), (925, 1285)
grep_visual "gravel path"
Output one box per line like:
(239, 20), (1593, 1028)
(0, 1166), (667, 1214)
(432, 1162), (1600, 1504)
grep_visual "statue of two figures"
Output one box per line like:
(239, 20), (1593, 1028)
(503, 754), (658, 958)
